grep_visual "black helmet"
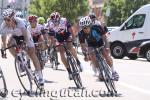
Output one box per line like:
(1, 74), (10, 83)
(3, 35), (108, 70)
(89, 13), (96, 19)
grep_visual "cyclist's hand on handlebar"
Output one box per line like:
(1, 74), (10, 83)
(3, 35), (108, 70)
(1, 49), (7, 58)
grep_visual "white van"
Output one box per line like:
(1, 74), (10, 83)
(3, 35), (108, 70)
(108, 4), (150, 59)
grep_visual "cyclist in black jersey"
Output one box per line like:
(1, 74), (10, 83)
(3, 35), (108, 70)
(78, 16), (119, 81)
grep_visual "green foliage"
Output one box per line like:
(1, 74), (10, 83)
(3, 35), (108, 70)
(102, 0), (150, 26)
(28, 0), (88, 23)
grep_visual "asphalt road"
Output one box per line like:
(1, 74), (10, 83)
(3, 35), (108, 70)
(0, 49), (150, 100)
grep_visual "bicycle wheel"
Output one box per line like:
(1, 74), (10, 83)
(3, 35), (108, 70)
(99, 60), (117, 96)
(37, 50), (45, 69)
(103, 60), (117, 95)
(0, 67), (8, 98)
(15, 56), (33, 95)
(67, 53), (83, 88)
(48, 48), (58, 70)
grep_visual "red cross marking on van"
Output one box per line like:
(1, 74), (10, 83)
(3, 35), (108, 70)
(132, 32), (136, 39)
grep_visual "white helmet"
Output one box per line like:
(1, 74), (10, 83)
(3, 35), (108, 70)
(2, 9), (15, 18)
(15, 11), (23, 18)
(79, 16), (92, 27)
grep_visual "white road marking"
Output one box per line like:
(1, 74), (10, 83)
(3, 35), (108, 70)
(118, 82), (150, 95)
(84, 68), (150, 95)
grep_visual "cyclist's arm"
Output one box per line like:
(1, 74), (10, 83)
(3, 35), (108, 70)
(102, 34), (110, 48)
(78, 32), (88, 56)
(67, 21), (76, 40)
(1, 35), (7, 48)
(21, 27), (31, 44)
(97, 25), (110, 49)
(0, 22), (7, 48)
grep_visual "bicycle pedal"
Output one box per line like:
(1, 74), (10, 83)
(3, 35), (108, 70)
(20, 73), (27, 77)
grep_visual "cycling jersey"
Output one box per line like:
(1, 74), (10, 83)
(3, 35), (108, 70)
(92, 20), (101, 26)
(78, 25), (105, 47)
(28, 23), (45, 43)
(47, 18), (72, 43)
(0, 17), (34, 47)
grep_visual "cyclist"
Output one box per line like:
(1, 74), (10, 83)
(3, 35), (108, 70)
(89, 14), (109, 75)
(0, 9), (44, 86)
(28, 15), (47, 50)
(37, 17), (45, 26)
(89, 13), (101, 26)
(28, 15), (48, 68)
(78, 16), (119, 81)
(47, 11), (83, 79)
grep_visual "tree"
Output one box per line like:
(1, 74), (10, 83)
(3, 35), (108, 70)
(122, 0), (150, 20)
(102, 0), (124, 26)
(102, 0), (150, 26)
(28, 0), (88, 23)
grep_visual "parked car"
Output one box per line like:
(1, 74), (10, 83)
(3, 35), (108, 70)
(138, 40), (150, 62)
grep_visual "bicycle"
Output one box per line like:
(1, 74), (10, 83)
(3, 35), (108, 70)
(56, 41), (83, 88)
(48, 44), (59, 70)
(1, 41), (43, 95)
(88, 46), (117, 96)
(34, 41), (48, 69)
(0, 65), (8, 98)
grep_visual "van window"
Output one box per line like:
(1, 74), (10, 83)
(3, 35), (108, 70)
(122, 14), (145, 30)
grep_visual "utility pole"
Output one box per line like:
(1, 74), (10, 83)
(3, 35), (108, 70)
(1, 0), (4, 14)
(105, 0), (110, 26)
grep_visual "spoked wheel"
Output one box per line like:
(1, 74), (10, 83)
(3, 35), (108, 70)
(99, 61), (117, 96)
(68, 54), (83, 89)
(49, 48), (58, 70)
(0, 67), (8, 98)
(15, 57), (34, 95)
(37, 50), (45, 70)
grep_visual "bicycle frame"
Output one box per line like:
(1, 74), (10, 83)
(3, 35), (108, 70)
(92, 47), (117, 95)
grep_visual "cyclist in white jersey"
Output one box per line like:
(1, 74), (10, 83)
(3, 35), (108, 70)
(0, 9), (44, 86)
(47, 12), (83, 80)
(28, 15), (46, 50)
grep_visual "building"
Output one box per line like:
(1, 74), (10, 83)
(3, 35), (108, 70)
(0, 0), (30, 23)
(88, 0), (104, 18)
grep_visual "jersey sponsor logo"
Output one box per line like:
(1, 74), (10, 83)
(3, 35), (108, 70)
(91, 30), (101, 42)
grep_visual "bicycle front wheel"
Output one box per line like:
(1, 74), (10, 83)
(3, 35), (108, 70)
(68, 54), (83, 89)
(99, 60), (117, 96)
(15, 56), (33, 95)
(0, 67), (8, 98)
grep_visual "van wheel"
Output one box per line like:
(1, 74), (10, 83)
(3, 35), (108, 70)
(111, 43), (126, 59)
(145, 48), (150, 62)
(127, 54), (138, 60)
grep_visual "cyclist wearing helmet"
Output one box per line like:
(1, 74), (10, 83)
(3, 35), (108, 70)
(47, 11), (83, 80)
(28, 15), (47, 53)
(0, 9), (44, 86)
(78, 16), (119, 81)
(89, 13), (101, 26)
(38, 17), (45, 25)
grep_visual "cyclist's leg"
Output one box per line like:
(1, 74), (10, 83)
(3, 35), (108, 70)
(27, 38), (44, 85)
(58, 45), (73, 79)
(67, 36), (83, 71)
(88, 47), (100, 76)
(7, 37), (17, 57)
(38, 35), (47, 50)
(102, 48), (119, 81)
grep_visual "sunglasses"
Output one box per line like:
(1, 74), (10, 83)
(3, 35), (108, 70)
(83, 26), (90, 30)
(29, 20), (37, 23)
(4, 18), (11, 22)
(51, 15), (59, 20)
